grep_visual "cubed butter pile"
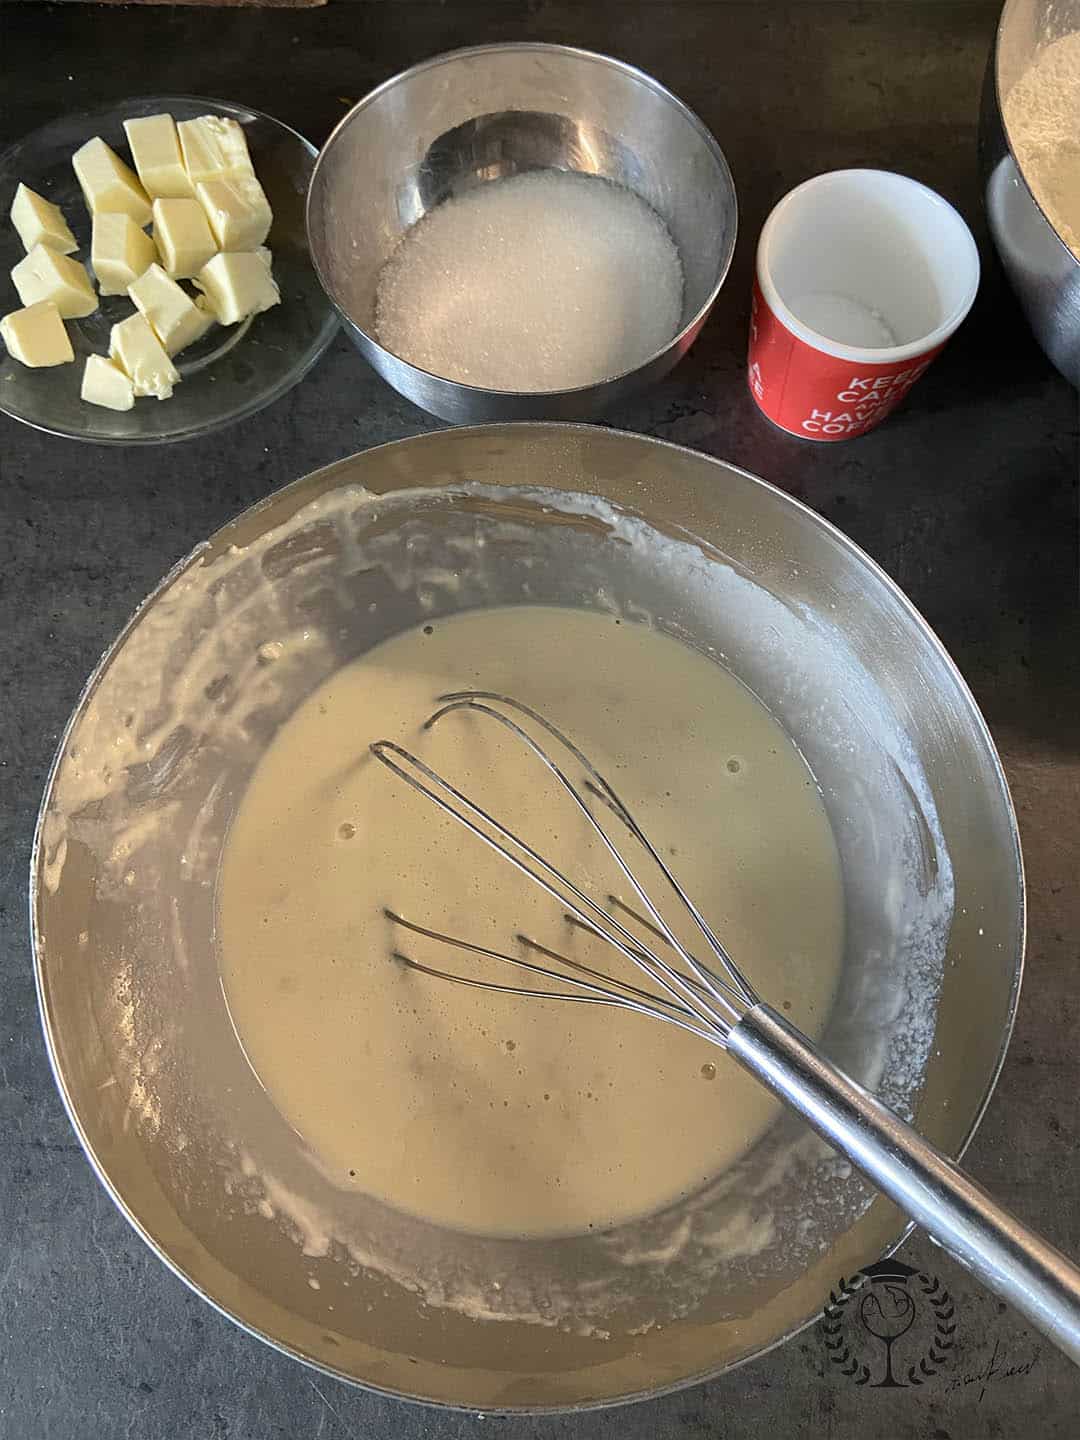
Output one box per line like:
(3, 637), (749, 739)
(2, 111), (280, 415)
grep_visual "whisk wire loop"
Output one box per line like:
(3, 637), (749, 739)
(370, 691), (760, 1036)
(436, 691), (759, 1007)
(384, 910), (723, 1044)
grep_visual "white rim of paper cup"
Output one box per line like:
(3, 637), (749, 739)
(756, 169), (981, 364)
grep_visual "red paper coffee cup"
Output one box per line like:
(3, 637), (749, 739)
(748, 170), (980, 441)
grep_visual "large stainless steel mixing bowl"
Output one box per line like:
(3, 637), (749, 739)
(982, 0), (1080, 386)
(32, 425), (1023, 1410)
(306, 45), (737, 422)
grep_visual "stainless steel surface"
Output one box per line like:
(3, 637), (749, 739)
(374, 691), (1080, 1366)
(306, 46), (737, 422)
(982, 0), (1080, 387)
(32, 424), (1024, 1410)
(727, 1007), (1080, 1366)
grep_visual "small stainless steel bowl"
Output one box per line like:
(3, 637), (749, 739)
(306, 44), (737, 422)
(982, 0), (1080, 387)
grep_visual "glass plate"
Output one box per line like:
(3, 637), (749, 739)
(0, 95), (338, 444)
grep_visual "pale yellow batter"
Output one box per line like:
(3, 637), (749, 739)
(218, 607), (843, 1239)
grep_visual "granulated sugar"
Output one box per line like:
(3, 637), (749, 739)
(374, 169), (684, 391)
(1004, 29), (1080, 258)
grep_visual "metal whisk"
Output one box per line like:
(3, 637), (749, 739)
(371, 691), (1080, 1365)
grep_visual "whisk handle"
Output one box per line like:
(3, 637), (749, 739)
(726, 1003), (1080, 1366)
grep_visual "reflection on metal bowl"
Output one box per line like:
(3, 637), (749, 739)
(306, 46), (737, 422)
(982, 0), (1080, 387)
(32, 425), (1022, 1410)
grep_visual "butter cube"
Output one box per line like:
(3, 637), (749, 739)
(12, 244), (97, 318)
(152, 198), (216, 279)
(91, 213), (157, 295)
(10, 183), (78, 255)
(72, 137), (152, 226)
(109, 312), (179, 399)
(122, 114), (193, 199)
(81, 354), (135, 411)
(194, 250), (280, 326)
(176, 295), (217, 357)
(1, 301), (74, 367)
(178, 116), (255, 184)
(195, 176), (272, 251)
(128, 262), (212, 356)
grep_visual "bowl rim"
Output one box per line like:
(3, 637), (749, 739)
(306, 42), (738, 399)
(30, 422), (1026, 1412)
(993, 0), (1080, 271)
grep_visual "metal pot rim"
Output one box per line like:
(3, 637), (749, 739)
(306, 43), (738, 401)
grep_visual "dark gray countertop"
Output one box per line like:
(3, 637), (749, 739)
(2, 2), (1078, 1436)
